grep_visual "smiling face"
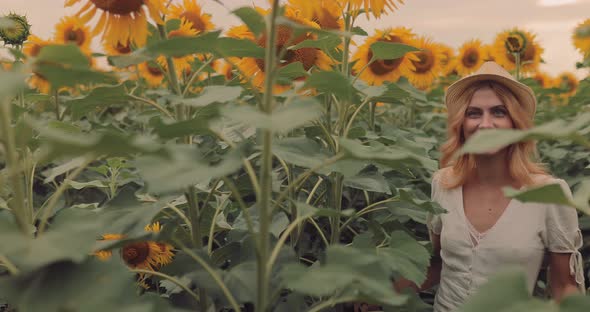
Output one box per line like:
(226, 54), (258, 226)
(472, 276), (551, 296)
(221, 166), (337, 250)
(462, 87), (515, 154)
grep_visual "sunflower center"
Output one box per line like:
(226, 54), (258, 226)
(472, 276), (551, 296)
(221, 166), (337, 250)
(412, 50), (434, 73)
(115, 41), (131, 54)
(180, 12), (207, 33)
(65, 27), (86, 46)
(367, 36), (405, 76)
(507, 44), (536, 63)
(147, 64), (163, 76)
(254, 25), (315, 72)
(462, 48), (479, 68)
(90, 0), (144, 15)
(122, 242), (151, 266)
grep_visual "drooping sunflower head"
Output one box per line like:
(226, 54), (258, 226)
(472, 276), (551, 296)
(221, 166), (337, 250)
(138, 61), (165, 87)
(65, 0), (167, 47)
(572, 18), (590, 57)
(455, 39), (485, 76)
(168, 0), (215, 34)
(345, 0), (406, 19)
(554, 71), (579, 98)
(352, 27), (418, 85)
(53, 15), (92, 52)
(438, 43), (456, 76)
(405, 36), (444, 90)
(0, 13), (31, 45)
(491, 28), (543, 73)
(531, 71), (552, 89)
(231, 6), (334, 93)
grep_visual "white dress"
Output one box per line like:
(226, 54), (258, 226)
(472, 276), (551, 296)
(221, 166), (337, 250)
(427, 171), (585, 312)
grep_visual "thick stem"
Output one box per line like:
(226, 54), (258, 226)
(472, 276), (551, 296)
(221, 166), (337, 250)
(54, 90), (61, 121)
(185, 185), (202, 249)
(257, 1), (280, 311)
(329, 173), (344, 244)
(0, 98), (30, 235)
(515, 52), (521, 81)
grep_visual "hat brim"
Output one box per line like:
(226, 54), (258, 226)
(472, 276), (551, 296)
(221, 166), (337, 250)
(445, 73), (536, 118)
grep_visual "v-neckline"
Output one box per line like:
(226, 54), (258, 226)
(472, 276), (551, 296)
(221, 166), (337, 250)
(458, 185), (516, 245)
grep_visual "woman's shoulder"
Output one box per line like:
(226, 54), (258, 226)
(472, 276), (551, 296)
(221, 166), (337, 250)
(529, 173), (567, 187)
(432, 167), (457, 189)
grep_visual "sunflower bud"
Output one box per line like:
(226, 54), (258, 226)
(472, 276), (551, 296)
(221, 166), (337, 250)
(504, 30), (527, 54)
(0, 13), (31, 46)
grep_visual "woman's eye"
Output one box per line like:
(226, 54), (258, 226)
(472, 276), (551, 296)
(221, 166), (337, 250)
(493, 109), (507, 117)
(466, 111), (481, 118)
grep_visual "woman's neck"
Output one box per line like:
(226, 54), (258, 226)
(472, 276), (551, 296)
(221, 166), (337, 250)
(470, 150), (513, 186)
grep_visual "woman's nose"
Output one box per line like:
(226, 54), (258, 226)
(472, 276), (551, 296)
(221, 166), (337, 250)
(478, 113), (494, 129)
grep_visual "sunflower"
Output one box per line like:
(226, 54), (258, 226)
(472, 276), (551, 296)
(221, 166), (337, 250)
(94, 222), (174, 271)
(438, 43), (456, 76)
(0, 13), (31, 45)
(531, 71), (552, 88)
(156, 18), (199, 78)
(138, 61), (165, 87)
(167, 0), (214, 34)
(491, 28), (543, 73)
(572, 18), (590, 57)
(53, 15), (92, 52)
(352, 27), (417, 85)
(405, 37), (444, 90)
(64, 0), (166, 47)
(289, 0), (343, 31)
(482, 44), (495, 61)
(230, 7), (333, 93)
(23, 35), (54, 93)
(554, 72), (579, 98)
(344, 0), (405, 19)
(455, 39), (485, 76)
(103, 40), (132, 56)
(212, 59), (234, 81)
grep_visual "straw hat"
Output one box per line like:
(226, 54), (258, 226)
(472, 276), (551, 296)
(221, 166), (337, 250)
(444, 61), (536, 119)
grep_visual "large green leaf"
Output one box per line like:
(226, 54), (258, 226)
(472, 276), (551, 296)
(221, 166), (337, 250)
(221, 97), (323, 133)
(232, 7), (265, 37)
(34, 44), (117, 88)
(65, 83), (131, 120)
(339, 138), (437, 172)
(304, 71), (356, 101)
(273, 137), (331, 168)
(134, 145), (243, 194)
(369, 42), (420, 61)
(344, 173), (391, 194)
(456, 269), (554, 312)
(0, 259), (183, 312)
(281, 245), (408, 307)
(182, 85), (242, 107)
(379, 231), (430, 286)
(460, 113), (590, 155)
(0, 68), (26, 96)
(504, 180), (590, 215)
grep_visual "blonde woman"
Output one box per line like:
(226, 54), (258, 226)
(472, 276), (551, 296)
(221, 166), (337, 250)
(356, 62), (585, 312)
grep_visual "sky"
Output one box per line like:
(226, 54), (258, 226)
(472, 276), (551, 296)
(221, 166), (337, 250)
(2, 0), (590, 78)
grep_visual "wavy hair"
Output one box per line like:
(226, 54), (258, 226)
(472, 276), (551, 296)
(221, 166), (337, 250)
(439, 80), (546, 189)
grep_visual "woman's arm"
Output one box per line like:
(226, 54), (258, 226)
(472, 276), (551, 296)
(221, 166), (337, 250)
(393, 231), (442, 293)
(548, 252), (582, 302)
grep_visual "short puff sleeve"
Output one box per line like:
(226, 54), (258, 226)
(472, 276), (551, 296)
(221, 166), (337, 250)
(541, 179), (585, 291)
(426, 172), (443, 235)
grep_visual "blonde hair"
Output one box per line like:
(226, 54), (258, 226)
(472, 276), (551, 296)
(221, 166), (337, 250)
(439, 80), (547, 188)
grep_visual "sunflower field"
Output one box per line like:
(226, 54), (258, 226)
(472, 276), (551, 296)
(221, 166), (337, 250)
(1, 0), (590, 311)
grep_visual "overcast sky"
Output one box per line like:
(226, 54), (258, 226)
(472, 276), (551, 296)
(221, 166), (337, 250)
(2, 0), (590, 78)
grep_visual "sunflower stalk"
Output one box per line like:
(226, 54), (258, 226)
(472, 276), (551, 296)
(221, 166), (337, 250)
(514, 52), (521, 80)
(0, 97), (30, 236)
(257, 0), (280, 310)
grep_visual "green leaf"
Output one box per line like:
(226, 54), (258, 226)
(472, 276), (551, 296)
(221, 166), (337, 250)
(339, 138), (438, 172)
(232, 7), (265, 37)
(273, 137), (331, 168)
(369, 42), (419, 61)
(41, 157), (87, 183)
(559, 294), (590, 312)
(460, 113), (590, 155)
(134, 145), (243, 194)
(456, 269), (552, 312)
(276, 62), (308, 84)
(67, 179), (107, 190)
(221, 97), (323, 133)
(0, 68), (26, 96)
(65, 84), (131, 120)
(504, 183), (573, 206)
(183, 85), (242, 107)
(344, 173), (391, 194)
(34, 44), (117, 88)
(304, 71), (356, 101)
(288, 34), (341, 52)
(380, 231), (430, 286)
(232, 206), (289, 238)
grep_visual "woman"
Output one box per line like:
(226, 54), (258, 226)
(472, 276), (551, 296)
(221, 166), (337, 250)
(356, 61), (585, 312)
